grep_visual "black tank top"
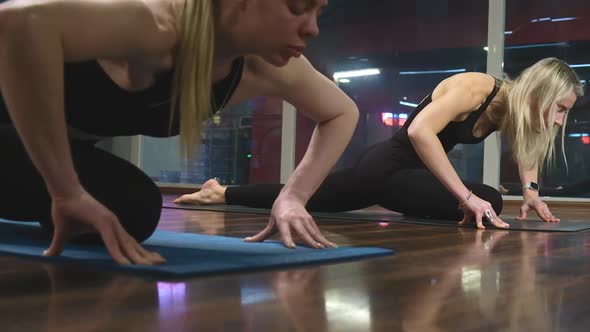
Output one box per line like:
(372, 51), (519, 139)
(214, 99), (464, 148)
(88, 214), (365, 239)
(391, 77), (503, 166)
(0, 57), (245, 138)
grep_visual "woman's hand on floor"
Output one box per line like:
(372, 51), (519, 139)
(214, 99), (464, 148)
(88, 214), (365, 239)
(244, 197), (337, 249)
(517, 195), (560, 223)
(459, 194), (509, 229)
(44, 187), (166, 265)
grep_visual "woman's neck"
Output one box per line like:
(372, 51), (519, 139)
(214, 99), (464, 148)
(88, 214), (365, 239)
(213, 0), (256, 78)
(212, 57), (238, 83)
(212, 26), (243, 82)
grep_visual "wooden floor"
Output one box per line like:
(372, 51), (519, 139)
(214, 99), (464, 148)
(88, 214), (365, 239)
(2, 196), (590, 332)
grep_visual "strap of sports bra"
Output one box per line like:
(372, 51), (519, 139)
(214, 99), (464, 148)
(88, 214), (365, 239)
(473, 76), (503, 115)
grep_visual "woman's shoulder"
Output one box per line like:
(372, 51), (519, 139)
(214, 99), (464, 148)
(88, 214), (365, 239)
(1, 0), (178, 63)
(439, 72), (494, 89)
(434, 72), (496, 101)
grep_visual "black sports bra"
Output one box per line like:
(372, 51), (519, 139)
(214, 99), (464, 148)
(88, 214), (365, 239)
(0, 56), (245, 138)
(391, 76), (503, 161)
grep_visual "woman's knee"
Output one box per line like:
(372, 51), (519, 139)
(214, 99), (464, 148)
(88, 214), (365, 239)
(74, 147), (163, 243)
(41, 182), (162, 244)
(120, 180), (162, 242)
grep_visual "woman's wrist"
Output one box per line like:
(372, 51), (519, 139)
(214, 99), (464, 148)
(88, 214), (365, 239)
(276, 188), (309, 206)
(522, 188), (539, 200)
(457, 190), (473, 209)
(47, 175), (83, 200)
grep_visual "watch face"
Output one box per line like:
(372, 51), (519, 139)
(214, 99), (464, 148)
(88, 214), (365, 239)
(531, 182), (539, 191)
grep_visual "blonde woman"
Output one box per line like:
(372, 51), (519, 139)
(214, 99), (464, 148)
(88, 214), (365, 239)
(177, 58), (584, 229)
(0, 0), (359, 264)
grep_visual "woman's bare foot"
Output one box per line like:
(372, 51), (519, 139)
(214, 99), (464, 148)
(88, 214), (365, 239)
(173, 179), (227, 205)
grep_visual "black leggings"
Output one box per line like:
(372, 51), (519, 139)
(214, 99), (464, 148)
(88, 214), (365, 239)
(227, 140), (503, 220)
(0, 132), (162, 242)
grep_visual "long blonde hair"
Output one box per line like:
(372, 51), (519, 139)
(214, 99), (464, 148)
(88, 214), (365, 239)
(500, 58), (585, 171)
(171, 0), (215, 159)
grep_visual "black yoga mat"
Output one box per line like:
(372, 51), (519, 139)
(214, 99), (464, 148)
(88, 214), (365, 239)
(163, 203), (590, 232)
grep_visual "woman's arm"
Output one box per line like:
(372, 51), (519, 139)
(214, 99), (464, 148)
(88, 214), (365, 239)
(407, 79), (508, 229)
(407, 87), (474, 203)
(0, 0), (174, 263)
(516, 161), (559, 222)
(244, 55), (359, 248)
(0, 0), (174, 194)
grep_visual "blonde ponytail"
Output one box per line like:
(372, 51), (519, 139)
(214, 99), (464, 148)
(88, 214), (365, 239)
(171, 0), (214, 159)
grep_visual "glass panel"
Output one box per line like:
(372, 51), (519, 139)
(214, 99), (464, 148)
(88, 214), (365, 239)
(500, 0), (590, 198)
(140, 97), (283, 185)
(298, 0), (489, 182)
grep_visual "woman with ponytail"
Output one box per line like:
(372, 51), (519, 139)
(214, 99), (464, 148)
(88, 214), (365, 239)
(0, 0), (358, 264)
(177, 58), (584, 229)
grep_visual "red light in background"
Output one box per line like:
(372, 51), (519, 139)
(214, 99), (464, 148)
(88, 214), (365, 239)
(382, 112), (409, 127)
(382, 112), (394, 127)
(582, 136), (590, 144)
(398, 113), (408, 127)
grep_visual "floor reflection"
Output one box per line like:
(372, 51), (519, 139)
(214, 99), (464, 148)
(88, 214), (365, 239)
(40, 264), (159, 332)
(400, 229), (561, 332)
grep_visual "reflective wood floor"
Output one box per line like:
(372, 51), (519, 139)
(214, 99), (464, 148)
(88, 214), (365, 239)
(1, 196), (590, 332)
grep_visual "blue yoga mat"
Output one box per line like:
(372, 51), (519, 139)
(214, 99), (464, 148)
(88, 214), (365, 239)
(0, 219), (393, 278)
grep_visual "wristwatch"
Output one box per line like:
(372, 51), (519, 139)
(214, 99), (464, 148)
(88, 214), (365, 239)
(522, 181), (539, 192)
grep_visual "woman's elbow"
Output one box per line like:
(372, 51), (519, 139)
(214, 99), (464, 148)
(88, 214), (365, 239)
(407, 123), (422, 141)
(0, 9), (18, 59)
(339, 94), (359, 121)
(0, 6), (34, 44)
(327, 98), (358, 126)
(407, 124), (436, 148)
(348, 103), (359, 123)
(0, 7), (10, 39)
